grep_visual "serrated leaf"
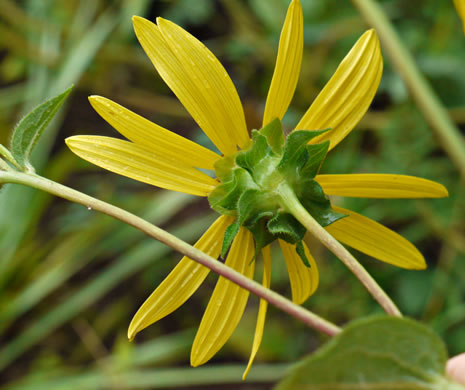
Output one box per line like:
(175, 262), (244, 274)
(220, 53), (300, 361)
(267, 211), (306, 244)
(10, 86), (73, 170)
(275, 316), (464, 390)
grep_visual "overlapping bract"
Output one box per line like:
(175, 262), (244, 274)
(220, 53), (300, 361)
(66, 0), (448, 378)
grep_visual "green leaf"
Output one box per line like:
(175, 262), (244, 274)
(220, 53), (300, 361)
(277, 129), (328, 177)
(275, 316), (464, 390)
(221, 189), (275, 258)
(267, 211), (306, 244)
(299, 141), (330, 179)
(236, 189), (269, 226)
(236, 130), (272, 174)
(10, 86), (73, 170)
(208, 120), (341, 261)
(221, 221), (240, 258)
(213, 154), (236, 182)
(236, 189), (275, 258)
(260, 118), (284, 154)
(305, 201), (346, 227)
(208, 168), (257, 215)
(248, 219), (275, 260)
(297, 178), (346, 227)
(295, 241), (310, 267)
(266, 211), (310, 267)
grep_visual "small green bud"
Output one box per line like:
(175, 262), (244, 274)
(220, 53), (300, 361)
(208, 119), (345, 266)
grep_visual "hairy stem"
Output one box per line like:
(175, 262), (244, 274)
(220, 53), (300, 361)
(0, 170), (341, 336)
(0, 158), (11, 171)
(0, 144), (22, 170)
(278, 183), (402, 317)
(352, 0), (465, 180)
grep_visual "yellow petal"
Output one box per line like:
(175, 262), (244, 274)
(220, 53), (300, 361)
(133, 16), (249, 155)
(263, 0), (303, 126)
(89, 96), (220, 170)
(156, 17), (249, 150)
(243, 245), (272, 380)
(191, 227), (255, 366)
(296, 29), (383, 151)
(278, 239), (319, 304)
(66, 136), (217, 196)
(326, 206), (426, 269)
(316, 174), (449, 198)
(454, 0), (465, 34)
(128, 215), (233, 340)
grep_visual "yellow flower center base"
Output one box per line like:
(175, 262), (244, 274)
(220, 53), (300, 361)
(208, 119), (345, 266)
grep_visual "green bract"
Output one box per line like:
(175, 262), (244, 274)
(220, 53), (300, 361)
(208, 119), (346, 266)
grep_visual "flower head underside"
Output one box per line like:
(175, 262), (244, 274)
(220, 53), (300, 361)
(66, 0), (448, 378)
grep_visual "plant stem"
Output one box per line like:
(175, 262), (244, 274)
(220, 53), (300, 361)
(351, 0), (465, 180)
(0, 170), (341, 337)
(0, 144), (21, 170)
(0, 158), (11, 171)
(278, 183), (402, 317)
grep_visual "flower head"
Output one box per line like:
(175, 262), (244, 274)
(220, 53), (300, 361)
(66, 0), (448, 378)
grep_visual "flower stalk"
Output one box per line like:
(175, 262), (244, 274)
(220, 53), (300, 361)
(0, 169), (342, 337)
(277, 182), (402, 317)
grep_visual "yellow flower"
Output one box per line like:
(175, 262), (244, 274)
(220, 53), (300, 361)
(66, 0), (448, 378)
(454, 0), (465, 34)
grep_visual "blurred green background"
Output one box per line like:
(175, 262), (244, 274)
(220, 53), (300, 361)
(0, 0), (464, 388)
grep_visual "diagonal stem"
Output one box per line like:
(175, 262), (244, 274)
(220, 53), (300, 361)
(0, 144), (21, 171)
(0, 158), (11, 171)
(278, 183), (402, 317)
(0, 170), (341, 337)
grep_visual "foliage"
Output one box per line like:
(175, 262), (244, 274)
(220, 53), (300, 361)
(210, 119), (342, 263)
(276, 316), (461, 390)
(0, 0), (464, 389)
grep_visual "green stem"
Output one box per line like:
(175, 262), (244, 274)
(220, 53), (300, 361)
(0, 170), (341, 337)
(0, 158), (11, 171)
(0, 144), (21, 170)
(351, 0), (465, 180)
(278, 183), (402, 317)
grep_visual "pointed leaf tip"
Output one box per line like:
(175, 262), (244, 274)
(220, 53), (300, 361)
(11, 85), (73, 170)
